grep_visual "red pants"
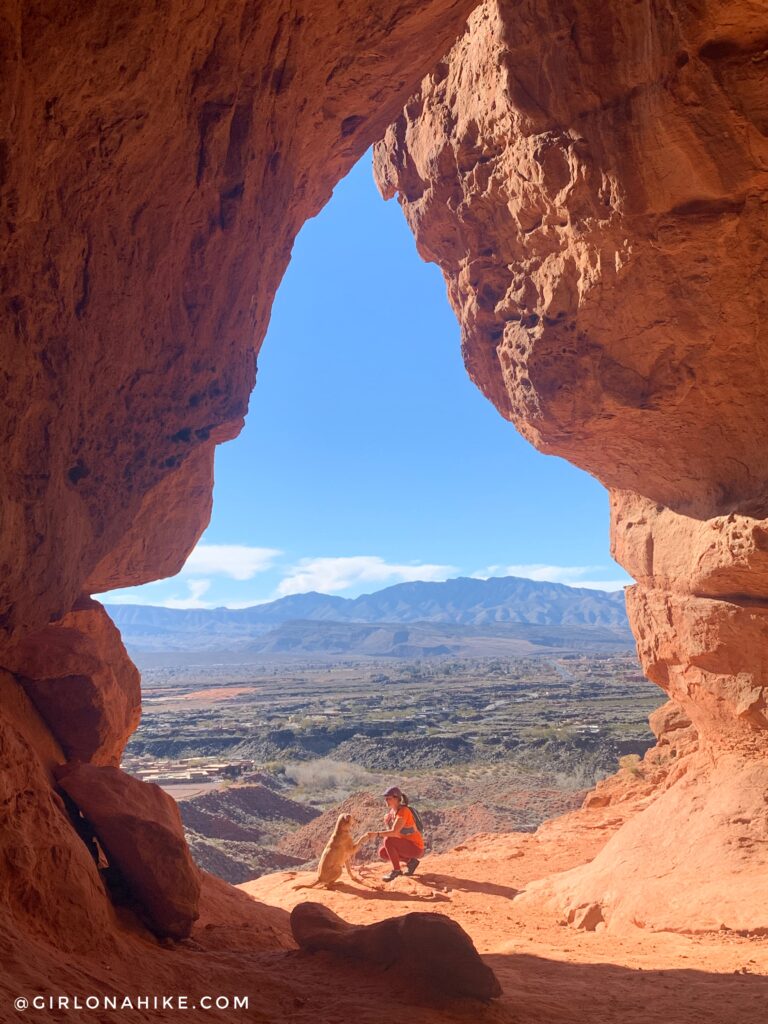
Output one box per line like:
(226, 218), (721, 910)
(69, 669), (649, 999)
(378, 836), (423, 870)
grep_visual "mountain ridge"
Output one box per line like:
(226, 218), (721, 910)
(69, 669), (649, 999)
(107, 575), (632, 656)
(108, 573), (629, 629)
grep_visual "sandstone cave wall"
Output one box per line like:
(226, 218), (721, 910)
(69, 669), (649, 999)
(1, 0), (767, 947)
(373, 0), (768, 752)
(0, 0), (477, 647)
(0, 0), (478, 955)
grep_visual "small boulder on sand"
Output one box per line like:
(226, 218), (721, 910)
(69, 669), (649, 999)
(290, 902), (502, 1002)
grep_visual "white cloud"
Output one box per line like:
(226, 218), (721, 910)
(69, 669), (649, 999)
(472, 563), (630, 592)
(505, 563), (606, 584)
(219, 598), (277, 609)
(101, 592), (148, 605)
(558, 579), (629, 592)
(163, 579), (213, 609)
(275, 555), (458, 597)
(181, 543), (283, 581)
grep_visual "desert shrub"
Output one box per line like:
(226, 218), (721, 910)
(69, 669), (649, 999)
(283, 759), (372, 802)
(550, 764), (603, 790)
(618, 753), (642, 776)
(523, 725), (568, 741)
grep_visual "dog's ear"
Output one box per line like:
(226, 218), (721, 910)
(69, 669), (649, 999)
(340, 813), (352, 825)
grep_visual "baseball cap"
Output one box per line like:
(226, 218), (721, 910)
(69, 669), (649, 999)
(383, 785), (403, 798)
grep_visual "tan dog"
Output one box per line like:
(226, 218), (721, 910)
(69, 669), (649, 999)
(293, 813), (367, 890)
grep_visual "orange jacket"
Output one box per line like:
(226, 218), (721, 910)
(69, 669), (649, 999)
(387, 806), (424, 851)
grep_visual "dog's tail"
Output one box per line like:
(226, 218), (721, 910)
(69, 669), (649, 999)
(292, 880), (320, 891)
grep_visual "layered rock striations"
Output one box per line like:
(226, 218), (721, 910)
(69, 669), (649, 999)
(612, 491), (768, 750)
(375, 0), (768, 930)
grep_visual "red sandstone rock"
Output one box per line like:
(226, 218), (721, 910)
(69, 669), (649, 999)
(0, 671), (118, 954)
(610, 489), (768, 748)
(2, 597), (140, 766)
(290, 901), (502, 1002)
(0, 0), (478, 977)
(0, 0), (477, 646)
(523, 751), (768, 934)
(86, 442), (217, 593)
(374, 0), (768, 934)
(55, 761), (202, 939)
(610, 490), (768, 600)
(567, 903), (604, 932)
(648, 700), (696, 750)
(627, 585), (768, 748)
(0, 0), (767, 988)
(374, 0), (768, 521)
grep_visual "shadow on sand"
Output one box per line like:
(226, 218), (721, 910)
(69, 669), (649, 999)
(329, 880), (452, 903)
(484, 950), (768, 1024)
(419, 873), (520, 900)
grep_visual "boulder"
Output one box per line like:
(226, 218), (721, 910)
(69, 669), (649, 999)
(290, 902), (501, 1002)
(2, 597), (140, 766)
(0, 671), (117, 954)
(54, 761), (201, 939)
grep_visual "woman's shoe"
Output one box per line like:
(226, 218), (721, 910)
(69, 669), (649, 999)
(404, 858), (420, 876)
(382, 869), (402, 882)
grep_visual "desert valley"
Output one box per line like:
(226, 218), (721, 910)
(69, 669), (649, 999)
(112, 575), (659, 885)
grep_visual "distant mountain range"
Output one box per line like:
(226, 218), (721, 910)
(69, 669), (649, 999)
(107, 575), (633, 659)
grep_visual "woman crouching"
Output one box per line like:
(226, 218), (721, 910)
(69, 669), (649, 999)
(362, 785), (425, 882)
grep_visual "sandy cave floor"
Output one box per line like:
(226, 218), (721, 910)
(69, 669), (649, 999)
(240, 830), (768, 1024)
(2, 830), (767, 1024)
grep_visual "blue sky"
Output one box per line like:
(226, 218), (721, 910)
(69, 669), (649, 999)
(104, 152), (632, 609)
